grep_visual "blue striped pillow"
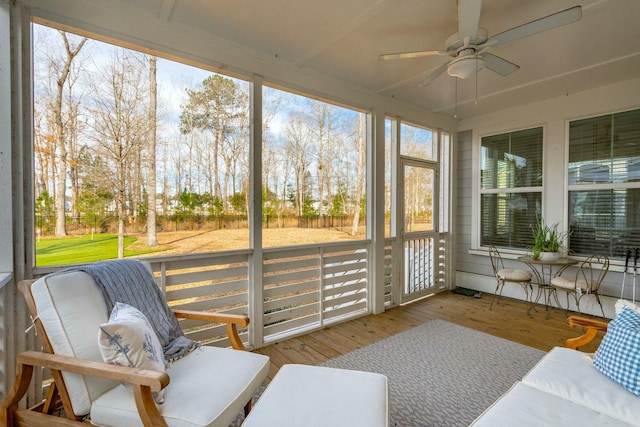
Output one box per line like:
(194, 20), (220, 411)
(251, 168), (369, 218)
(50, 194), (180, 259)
(593, 305), (640, 396)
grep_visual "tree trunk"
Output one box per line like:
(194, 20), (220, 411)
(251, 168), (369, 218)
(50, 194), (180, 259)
(351, 116), (366, 236)
(147, 56), (159, 246)
(53, 33), (87, 236)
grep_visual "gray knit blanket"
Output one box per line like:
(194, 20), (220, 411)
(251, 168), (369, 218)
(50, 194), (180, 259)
(72, 259), (199, 362)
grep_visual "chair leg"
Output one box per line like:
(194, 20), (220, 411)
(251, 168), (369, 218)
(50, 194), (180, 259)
(244, 398), (253, 417)
(489, 280), (503, 310)
(573, 293), (582, 316)
(548, 288), (562, 319)
(520, 283), (529, 303)
(594, 293), (605, 318)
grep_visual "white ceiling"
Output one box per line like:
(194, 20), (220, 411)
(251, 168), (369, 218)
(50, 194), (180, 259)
(61, 0), (640, 119)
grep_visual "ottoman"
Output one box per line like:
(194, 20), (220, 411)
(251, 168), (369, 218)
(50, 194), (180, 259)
(242, 364), (389, 427)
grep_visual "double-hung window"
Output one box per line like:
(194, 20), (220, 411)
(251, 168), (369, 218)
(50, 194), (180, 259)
(568, 108), (640, 258)
(480, 127), (543, 249)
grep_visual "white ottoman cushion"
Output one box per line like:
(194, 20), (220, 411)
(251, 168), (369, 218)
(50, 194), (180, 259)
(242, 364), (388, 427)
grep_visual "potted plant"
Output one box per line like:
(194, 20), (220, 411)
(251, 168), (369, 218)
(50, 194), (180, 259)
(531, 215), (568, 261)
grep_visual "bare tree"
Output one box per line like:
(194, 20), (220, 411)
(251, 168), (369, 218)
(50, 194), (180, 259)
(309, 102), (340, 216)
(350, 115), (367, 236)
(221, 93), (249, 208)
(146, 55), (159, 246)
(283, 114), (313, 216)
(49, 31), (87, 236)
(180, 75), (243, 206)
(86, 49), (149, 257)
(262, 89), (286, 193)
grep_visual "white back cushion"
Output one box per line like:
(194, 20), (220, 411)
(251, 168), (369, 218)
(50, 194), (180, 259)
(31, 270), (119, 416)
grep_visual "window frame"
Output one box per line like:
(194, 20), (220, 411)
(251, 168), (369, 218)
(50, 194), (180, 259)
(566, 108), (640, 259)
(472, 125), (546, 253)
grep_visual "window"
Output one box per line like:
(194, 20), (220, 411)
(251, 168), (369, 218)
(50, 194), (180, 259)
(262, 86), (368, 245)
(480, 127), (543, 249)
(400, 122), (436, 161)
(33, 22), (373, 266)
(568, 109), (640, 257)
(33, 23), (250, 266)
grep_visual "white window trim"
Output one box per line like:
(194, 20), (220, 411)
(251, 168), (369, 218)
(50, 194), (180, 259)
(470, 123), (549, 254)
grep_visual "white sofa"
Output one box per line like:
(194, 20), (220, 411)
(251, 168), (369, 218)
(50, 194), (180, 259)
(471, 338), (640, 426)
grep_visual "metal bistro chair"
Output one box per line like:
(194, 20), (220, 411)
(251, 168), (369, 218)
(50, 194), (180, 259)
(550, 254), (609, 317)
(488, 245), (533, 310)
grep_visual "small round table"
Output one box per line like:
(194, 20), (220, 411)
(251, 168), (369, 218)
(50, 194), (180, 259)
(517, 256), (578, 316)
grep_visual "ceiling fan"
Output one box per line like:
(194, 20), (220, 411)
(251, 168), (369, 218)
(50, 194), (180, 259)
(379, 0), (583, 87)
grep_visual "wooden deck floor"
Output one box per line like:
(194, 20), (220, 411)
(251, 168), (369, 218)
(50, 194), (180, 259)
(254, 291), (607, 381)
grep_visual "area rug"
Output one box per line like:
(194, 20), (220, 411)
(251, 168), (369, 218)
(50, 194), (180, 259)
(318, 319), (544, 427)
(230, 319), (545, 427)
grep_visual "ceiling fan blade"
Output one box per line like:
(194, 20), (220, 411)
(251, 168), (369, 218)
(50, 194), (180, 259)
(482, 53), (519, 76)
(457, 0), (482, 42)
(417, 63), (449, 87)
(481, 6), (582, 49)
(379, 50), (448, 61)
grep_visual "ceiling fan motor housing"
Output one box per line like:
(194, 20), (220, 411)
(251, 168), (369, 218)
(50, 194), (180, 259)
(445, 27), (488, 53)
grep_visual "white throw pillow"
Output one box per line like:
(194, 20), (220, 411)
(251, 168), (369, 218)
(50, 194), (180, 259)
(98, 302), (166, 403)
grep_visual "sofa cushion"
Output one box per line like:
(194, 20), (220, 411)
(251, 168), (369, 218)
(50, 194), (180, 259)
(593, 305), (640, 396)
(31, 271), (118, 416)
(90, 345), (270, 427)
(99, 302), (166, 403)
(470, 382), (637, 427)
(522, 347), (640, 426)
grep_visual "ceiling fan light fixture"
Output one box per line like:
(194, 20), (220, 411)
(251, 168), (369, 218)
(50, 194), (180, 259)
(447, 56), (485, 79)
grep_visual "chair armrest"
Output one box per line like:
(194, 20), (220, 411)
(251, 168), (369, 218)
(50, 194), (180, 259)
(172, 310), (250, 327)
(173, 309), (249, 350)
(2, 351), (169, 427)
(17, 351), (169, 391)
(566, 316), (609, 350)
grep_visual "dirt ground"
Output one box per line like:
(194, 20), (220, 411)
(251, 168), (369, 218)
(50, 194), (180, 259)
(130, 226), (366, 255)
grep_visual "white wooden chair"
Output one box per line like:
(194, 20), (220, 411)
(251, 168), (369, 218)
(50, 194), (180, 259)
(1, 263), (269, 427)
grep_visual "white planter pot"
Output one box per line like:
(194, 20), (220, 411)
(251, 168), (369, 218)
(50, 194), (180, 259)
(538, 251), (560, 261)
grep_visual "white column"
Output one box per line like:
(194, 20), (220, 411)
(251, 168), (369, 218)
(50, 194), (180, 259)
(248, 75), (264, 349)
(0, 0), (12, 279)
(368, 109), (386, 314)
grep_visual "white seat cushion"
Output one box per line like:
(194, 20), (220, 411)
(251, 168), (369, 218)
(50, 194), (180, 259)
(91, 346), (270, 427)
(497, 268), (532, 282)
(522, 347), (640, 426)
(550, 276), (593, 291)
(31, 271), (118, 416)
(470, 382), (636, 427)
(242, 364), (388, 427)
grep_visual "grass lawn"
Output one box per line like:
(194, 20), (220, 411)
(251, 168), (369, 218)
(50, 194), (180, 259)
(36, 234), (161, 266)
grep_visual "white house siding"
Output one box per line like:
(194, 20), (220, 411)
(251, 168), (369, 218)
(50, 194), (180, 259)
(454, 77), (640, 319)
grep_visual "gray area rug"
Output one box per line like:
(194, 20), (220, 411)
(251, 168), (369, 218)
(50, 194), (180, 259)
(231, 319), (545, 427)
(319, 319), (545, 427)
